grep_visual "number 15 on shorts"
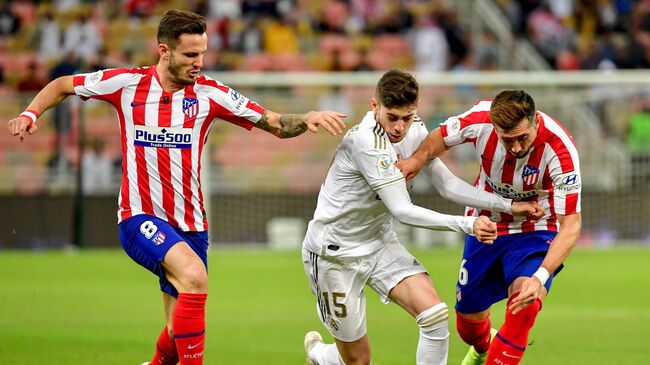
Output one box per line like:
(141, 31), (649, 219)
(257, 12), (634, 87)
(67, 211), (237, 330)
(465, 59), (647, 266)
(322, 292), (347, 318)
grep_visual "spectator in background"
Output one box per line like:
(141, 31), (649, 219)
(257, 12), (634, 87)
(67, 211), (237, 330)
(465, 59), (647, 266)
(62, 11), (103, 64)
(127, 0), (157, 21)
(263, 15), (299, 55)
(440, 9), (470, 69)
(33, 10), (62, 63)
(81, 138), (114, 195)
(0, 0), (20, 39)
(0, 0), (20, 40)
(55, 0), (81, 13)
(50, 52), (79, 165)
(410, 13), (449, 72)
(17, 61), (48, 97)
(317, 86), (353, 118)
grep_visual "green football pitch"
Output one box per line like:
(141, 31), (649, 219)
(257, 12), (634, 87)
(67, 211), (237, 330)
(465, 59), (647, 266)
(1, 247), (648, 365)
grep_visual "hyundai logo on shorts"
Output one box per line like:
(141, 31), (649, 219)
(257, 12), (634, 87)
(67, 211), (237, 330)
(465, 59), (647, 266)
(134, 125), (192, 148)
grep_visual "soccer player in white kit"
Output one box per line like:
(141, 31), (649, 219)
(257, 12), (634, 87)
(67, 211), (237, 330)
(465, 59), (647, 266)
(8, 10), (346, 365)
(302, 70), (543, 365)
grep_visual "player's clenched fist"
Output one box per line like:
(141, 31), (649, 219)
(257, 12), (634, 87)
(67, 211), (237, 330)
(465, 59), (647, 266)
(8, 116), (39, 142)
(511, 201), (545, 221)
(472, 216), (497, 244)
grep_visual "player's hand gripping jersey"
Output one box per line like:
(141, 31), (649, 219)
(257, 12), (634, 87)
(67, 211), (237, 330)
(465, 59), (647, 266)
(303, 112), (511, 258)
(439, 99), (582, 235)
(73, 67), (265, 231)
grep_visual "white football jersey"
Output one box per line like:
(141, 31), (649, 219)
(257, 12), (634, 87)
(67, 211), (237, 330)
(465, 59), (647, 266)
(303, 111), (429, 257)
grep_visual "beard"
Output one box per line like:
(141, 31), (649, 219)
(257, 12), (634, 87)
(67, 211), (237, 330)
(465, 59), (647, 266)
(168, 54), (195, 86)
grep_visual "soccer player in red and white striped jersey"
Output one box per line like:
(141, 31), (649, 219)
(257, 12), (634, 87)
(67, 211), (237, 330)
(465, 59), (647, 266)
(8, 9), (346, 365)
(398, 90), (581, 365)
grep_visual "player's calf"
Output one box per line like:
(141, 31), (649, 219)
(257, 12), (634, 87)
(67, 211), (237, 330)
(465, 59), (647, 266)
(173, 293), (208, 365)
(486, 291), (541, 365)
(456, 311), (493, 354)
(415, 302), (449, 365)
(150, 325), (178, 365)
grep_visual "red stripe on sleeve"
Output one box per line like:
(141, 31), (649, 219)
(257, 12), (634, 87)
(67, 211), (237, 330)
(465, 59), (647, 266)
(73, 75), (85, 87)
(246, 100), (265, 115)
(565, 193), (578, 214)
(208, 99), (256, 130)
(547, 134), (575, 172)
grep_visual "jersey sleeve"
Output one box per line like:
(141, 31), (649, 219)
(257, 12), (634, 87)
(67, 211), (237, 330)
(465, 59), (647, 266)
(73, 68), (139, 103)
(349, 132), (404, 191)
(547, 152), (582, 216)
(197, 76), (266, 130)
(440, 100), (493, 147)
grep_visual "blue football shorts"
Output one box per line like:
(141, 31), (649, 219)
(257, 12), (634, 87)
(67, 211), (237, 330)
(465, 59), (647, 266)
(455, 230), (561, 314)
(117, 214), (209, 297)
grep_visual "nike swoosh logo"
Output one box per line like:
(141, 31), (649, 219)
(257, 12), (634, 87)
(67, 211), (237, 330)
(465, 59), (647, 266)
(131, 102), (145, 107)
(188, 340), (204, 350)
(502, 351), (521, 359)
(480, 154), (493, 161)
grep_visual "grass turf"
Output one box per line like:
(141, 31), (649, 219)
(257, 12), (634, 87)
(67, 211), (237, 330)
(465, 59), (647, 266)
(0, 247), (648, 364)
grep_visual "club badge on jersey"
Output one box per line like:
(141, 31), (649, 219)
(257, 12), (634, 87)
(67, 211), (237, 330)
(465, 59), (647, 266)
(183, 97), (199, 118)
(522, 164), (540, 185)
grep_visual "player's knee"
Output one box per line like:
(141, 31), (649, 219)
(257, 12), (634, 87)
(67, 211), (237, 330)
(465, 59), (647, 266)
(177, 265), (208, 293)
(416, 302), (450, 340)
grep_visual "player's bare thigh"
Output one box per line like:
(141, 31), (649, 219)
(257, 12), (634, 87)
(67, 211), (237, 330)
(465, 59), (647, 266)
(388, 273), (442, 317)
(162, 241), (208, 293)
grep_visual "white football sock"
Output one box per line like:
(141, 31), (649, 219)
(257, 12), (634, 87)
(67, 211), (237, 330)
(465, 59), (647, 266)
(309, 342), (346, 365)
(415, 302), (450, 365)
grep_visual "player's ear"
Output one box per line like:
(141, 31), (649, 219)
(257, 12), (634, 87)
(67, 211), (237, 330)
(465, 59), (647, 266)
(371, 98), (378, 113)
(159, 43), (170, 59)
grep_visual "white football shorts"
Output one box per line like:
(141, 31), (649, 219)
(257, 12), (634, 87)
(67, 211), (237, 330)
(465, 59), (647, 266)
(302, 240), (428, 342)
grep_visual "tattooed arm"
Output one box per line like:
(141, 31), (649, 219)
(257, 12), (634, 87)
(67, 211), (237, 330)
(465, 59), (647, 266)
(254, 110), (347, 138)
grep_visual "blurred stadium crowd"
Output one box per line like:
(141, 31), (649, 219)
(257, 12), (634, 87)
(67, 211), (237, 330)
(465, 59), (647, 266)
(2, 0), (650, 81)
(1, 0), (650, 196)
(2, 0), (650, 247)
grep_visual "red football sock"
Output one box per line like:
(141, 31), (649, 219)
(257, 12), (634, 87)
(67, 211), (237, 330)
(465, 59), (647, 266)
(151, 326), (178, 365)
(173, 293), (207, 365)
(456, 311), (492, 354)
(486, 291), (541, 365)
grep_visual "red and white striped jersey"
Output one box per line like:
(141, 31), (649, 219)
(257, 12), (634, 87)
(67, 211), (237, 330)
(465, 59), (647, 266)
(440, 99), (581, 235)
(73, 66), (266, 231)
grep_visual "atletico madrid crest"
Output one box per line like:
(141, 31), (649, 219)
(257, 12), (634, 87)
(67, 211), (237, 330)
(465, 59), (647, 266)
(182, 98), (199, 118)
(522, 164), (540, 185)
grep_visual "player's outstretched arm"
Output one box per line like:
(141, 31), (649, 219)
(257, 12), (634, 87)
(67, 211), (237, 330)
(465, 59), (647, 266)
(397, 128), (449, 180)
(8, 76), (76, 142)
(426, 158), (546, 220)
(508, 213), (581, 314)
(376, 180), (497, 243)
(253, 110), (347, 138)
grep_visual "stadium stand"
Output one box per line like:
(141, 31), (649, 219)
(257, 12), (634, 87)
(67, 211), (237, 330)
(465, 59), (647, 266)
(2, 0), (650, 247)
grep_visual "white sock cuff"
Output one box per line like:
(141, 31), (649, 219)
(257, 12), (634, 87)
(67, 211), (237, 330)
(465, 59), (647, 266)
(416, 302), (449, 328)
